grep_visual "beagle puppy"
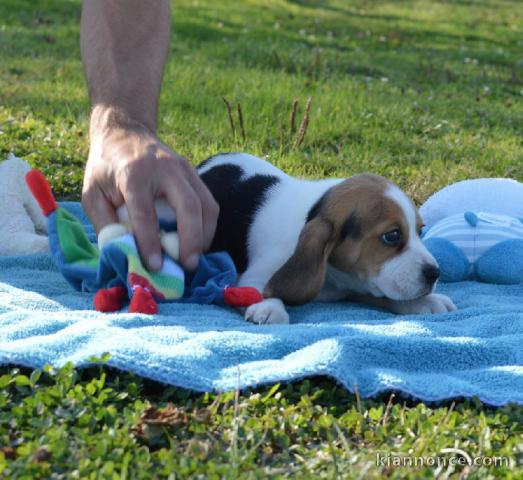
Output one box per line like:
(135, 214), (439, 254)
(119, 153), (457, 324)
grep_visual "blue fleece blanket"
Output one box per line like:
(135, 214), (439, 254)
(0, 203), (522, 406)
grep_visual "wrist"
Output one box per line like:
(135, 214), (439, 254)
(89, 104), (153, 143)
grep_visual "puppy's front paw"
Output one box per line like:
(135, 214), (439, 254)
(245, 298), (289, 325)
(393, 293), (457, 315)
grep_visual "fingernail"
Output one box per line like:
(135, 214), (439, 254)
(186, 254), (199, 271)
(148, 254), (163, 271)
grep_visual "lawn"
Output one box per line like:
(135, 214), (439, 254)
(0, 0), (522, 478)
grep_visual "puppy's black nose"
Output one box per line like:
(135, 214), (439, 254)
(422, 264), (440, 284)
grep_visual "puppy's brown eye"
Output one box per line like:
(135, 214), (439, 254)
(381, 229), (402, 246)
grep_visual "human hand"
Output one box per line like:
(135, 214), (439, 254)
(82, 124), (219, 271)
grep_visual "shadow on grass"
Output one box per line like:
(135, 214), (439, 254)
(171, 2), (518, 89)
(2, 0), (520, 112)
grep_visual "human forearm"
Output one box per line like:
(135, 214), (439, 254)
(80, 0), (219, 272)
(80, 0), (170, 134)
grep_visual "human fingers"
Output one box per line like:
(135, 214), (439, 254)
(161, 172), (203, 271)
(123, 182), (163, 271)
(180, 161), (219, 251)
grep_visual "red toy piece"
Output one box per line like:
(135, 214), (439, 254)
(223, 286), (263, 307)
(94, 286), (127, 312)
(129, 286), (159, 315)
(25, 169), (58, 217)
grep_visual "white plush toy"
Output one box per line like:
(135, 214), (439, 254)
(420, 178), (523, 228)
(98, 199), (181, 261)
(98, 223), (181, 261)
(0, 154), (49, 255)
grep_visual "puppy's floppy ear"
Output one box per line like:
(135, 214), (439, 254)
(264, 217), (336, 305)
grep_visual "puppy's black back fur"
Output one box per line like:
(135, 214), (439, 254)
(198, 162), (279, 272)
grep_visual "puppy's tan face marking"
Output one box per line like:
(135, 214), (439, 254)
(336, 198), (423, 265)
(329, 183), (409, 274)
(325, 176), (436, 300)
(314, 175), (419, 284)
(265, 174), (438, 304)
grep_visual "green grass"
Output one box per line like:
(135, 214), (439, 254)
(0, 0), (522, 477)
(1, 361), (522, 479)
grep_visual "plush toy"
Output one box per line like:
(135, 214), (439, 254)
(420, 178), (523, 284)
(0, 154), (48, 255)
(97, 219), (182, 262)
(25, 169), (263, 314)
